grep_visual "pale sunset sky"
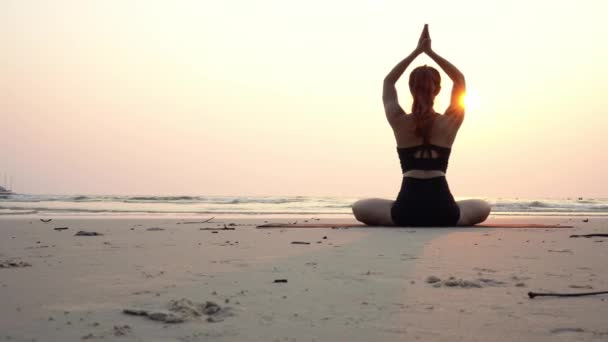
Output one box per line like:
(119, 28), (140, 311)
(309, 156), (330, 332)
(2, 0), (607, 198)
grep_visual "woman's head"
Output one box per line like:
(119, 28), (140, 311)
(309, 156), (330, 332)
(409, 65), (441, 114)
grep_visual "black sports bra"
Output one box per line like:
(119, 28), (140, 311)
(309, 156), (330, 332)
(397, 144), (452, 173)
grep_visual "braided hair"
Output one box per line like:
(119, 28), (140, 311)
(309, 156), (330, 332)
(408, 65), (441, 143)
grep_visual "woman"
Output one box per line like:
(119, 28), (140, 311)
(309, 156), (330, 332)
(352, 24), (490, 226)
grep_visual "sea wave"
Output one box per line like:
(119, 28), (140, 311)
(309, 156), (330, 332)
(491, 199), (608, 212)
(528, 201), (548, 208)
(1, 195), (608, 217)
(126, 196), (198, 202)
(2, 195), (313, 205)
(0, 205), (348, 216)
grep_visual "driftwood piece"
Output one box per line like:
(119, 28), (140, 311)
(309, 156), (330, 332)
(570, 234), (608, 238)
(200, 227), (235, 231)
(528, 291), (608, 299)
(179, 217), (216, 224)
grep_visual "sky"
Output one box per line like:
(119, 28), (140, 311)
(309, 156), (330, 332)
(1, 0), (607, 198)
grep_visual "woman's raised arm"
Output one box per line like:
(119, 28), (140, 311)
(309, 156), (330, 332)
(382, 50), (419, 123)
(425, 46), (466, 119)
(382, 26), (428, 124)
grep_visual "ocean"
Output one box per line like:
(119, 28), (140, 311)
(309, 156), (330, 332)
(1, 194), (607, 218)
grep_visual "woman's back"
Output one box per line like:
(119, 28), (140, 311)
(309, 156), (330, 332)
(391, 112), (462, 150)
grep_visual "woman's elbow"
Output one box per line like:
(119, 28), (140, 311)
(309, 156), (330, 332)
(456, 75), (466, 87)
(383, 76), (396, 87)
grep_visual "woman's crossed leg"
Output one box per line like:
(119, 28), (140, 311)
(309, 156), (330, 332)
(352, 198), (491, 226)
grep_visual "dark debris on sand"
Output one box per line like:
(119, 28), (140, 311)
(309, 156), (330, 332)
(123, 298), (234, 323)
(426, 275), (507, 288)
(0, 260), (32, 269)
(113, 325), (132, 337)
(75, 231), (103, 236)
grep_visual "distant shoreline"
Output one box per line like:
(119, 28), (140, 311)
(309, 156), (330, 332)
(1, 195), (608, 218)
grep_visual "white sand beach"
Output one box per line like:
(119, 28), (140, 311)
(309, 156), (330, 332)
(1, 216), (607, 341)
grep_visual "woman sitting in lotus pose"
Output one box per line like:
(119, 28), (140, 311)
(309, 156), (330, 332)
(352, 24), (491, 226)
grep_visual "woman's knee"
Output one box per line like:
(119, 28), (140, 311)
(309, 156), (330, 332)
(351, 198), (394, 226)
(471, 200), (491, 224)
(473, 200), (492, 224)
(352, 199), (373, 222)
(478, 200), (492, 221)
(457, 199), (492, 225)
(352, 199), (363, 216)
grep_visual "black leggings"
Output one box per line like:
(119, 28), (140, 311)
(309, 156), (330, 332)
(390, 176), (460, 227)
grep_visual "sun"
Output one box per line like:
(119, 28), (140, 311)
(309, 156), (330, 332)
(460, 91), (479, 110)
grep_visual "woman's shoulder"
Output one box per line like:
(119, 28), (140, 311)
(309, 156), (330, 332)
(435, 112), (463, 127)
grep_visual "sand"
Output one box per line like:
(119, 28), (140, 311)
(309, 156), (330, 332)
(1, 215), (607, 341)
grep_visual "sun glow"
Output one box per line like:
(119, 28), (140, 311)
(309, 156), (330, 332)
(462, 91), (479, 110)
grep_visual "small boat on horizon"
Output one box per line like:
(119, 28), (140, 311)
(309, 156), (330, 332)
(1, 174), (15, 197)
(0, 185), (14, 197)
